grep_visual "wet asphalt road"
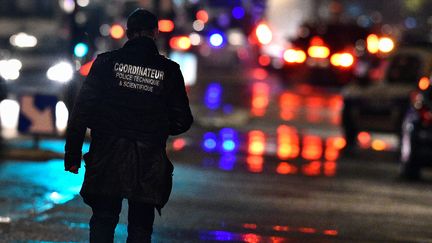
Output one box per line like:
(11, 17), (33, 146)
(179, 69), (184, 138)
(1, 67), (432, 242)
(2, 146), (432, 242)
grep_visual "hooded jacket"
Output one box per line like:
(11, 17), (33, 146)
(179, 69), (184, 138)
(64, 36), (193, 211)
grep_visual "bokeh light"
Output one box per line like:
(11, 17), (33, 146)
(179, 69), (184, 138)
(196, 10), (209, 23)
(73, 42), (89, 58)
(232, 7), (245, 19)
(209, 33), (224, 47)
(255, 22), (272, 45)
(158, 19), (175, 32)
(110, 24), (125, 39)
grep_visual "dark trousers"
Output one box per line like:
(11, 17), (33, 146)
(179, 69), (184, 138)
(85, 196), (155, 243)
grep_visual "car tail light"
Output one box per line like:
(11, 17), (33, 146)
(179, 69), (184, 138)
(367, 34), (379, 54)
(283, 49), (306, 64)
(367, 34), (395, 54)
(158, 19), (175, 33)
(169, 36), (191, 51)
(307, 36), (329, 59)
(330, 52), (354, 68)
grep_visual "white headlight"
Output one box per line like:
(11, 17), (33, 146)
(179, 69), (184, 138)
(10, 32), (38, 48)
(47, 62), (74, 83)
(0, 99), (19, 128)
(0, 59), (22, 80)
(55, 101), (69, 133)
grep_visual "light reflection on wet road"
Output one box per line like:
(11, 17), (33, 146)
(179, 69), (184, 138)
(0, 159), (84, 220)
(172, 126), (345, 177)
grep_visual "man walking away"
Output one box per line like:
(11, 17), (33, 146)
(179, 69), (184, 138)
(64, 8), (193, 243)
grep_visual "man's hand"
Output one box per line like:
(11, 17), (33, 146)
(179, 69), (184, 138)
(67, 165), (79, 174)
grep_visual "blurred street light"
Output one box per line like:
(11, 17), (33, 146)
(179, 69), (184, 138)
(10, 33), (38, 48)
(418, 77), (430, 91)
(283, 49), (306, 64)
(209, 33), (225, 47)
(73, 42), (89, 57)
(46, 62), (74, 83)
(159, 19), (175, 32)
(378, 37), (394, 53)
(110, 24), (125, 39)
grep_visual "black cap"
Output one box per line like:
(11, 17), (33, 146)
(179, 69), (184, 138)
(127, 8), (158, 32)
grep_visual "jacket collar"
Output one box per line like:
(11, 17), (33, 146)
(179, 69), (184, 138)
(123, 36), (159, 54)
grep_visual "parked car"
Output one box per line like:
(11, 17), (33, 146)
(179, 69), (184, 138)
(342, 44), (432, 148)
(400, 78), (432, 179)
(274, 21), (393, 86)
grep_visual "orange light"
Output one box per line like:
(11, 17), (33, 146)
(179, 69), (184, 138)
(251, 82), (270, 117)
(270, 236), (285, 243)
(378, 37), (394, 53)
(305, 96), (325, 107)
(367, 34), (379, 54)
(79, 59), (95, 76)
(255, 22), (272, 45)
(246, 156), (264, 173)
(329, 95), (343, 125)
(329, 95), (343, 110)
(158, 19), (175, 32)
(110, 24), (125, 39)
(278, 144), (300, 160)
(371, 139), (386, 151)
(178, 37), (192, 50)
(324, 161), (337, 177)
(276, 162), (298, 175)
(277, 125), (298, 135)
(357, 131), (371, 148)
(307, 36), (329, 58)
(325, 136), (343, 162)
(310, 36), (324, 46)
(169, 36), (191, 51)
(418, 76), (430, 90)
(302, 135), (323, 160)
(196, 10), (209, 23)
(305, 97), (325, 123)
(332, 137), (346, 150)
(273, 225), (290, 232)
(283, 49), (306, 63)
(325, 148), (339, 161)
(258, 55), (271, 66)
(330, 53), (354, 67)
(302, 161), (322, 176)
(308, 46), (330, 59)
(279, 92), (301, 121)
(248, 130), (266, 155)
(252, 68), (268, 80)
(277, 125), (300, 159)
(241, 233), (261, 243)
(323, 229), (338, 236)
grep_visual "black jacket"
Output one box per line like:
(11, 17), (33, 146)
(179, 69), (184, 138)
(64, 37), (193, 210)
